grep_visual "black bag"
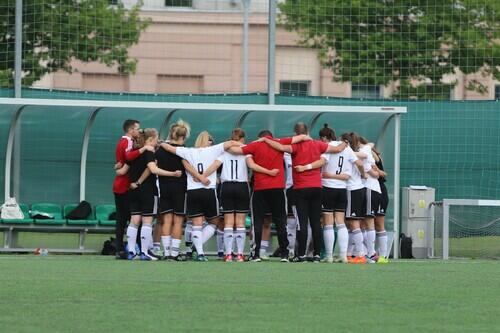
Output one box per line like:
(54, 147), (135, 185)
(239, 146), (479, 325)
(108, 212), (116, 220)
(66, 201), (92, 220)
(400, 233), (414, 259)
(101, 237), (116, 255)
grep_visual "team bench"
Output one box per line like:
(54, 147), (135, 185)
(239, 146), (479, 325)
(0, 203), (116, 254)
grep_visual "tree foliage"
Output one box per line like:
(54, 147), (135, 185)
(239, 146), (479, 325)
(279, 0), (500, 99)
(0, 0), (150, 87)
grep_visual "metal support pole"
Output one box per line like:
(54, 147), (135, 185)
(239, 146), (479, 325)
(267, 0), (276, 104)
(393, 114), (401, 259)
(242, 0), (250, 93)
(442, 201), (449, 260)
(80, 108), (103, 202)
(14, 0), (23, 98)
(4, 105), (26, 200)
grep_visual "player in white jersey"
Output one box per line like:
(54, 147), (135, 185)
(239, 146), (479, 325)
(201, 128), (278, 262)
(160, 131), (241, 261)
(358, 136), (381, 263)
(316, 124), (365, 263)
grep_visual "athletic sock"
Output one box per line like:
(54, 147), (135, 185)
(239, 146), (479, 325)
(347, 231), (354, 257)
(202, 224), (217, 244)
(192, 226), (204, 255)
(126, 224), (139, 254)
(153, 242), (161, 251)
(161, 235), (172, 257)
(286, 217), (297, 255)
(352, 228), (364, 257)
(260, 240), (269, 257)
(366, 228), (376, 257)
(376, 230), (388, 258)
(223, 228), (234, 255)
(235, 228), (246, 255)
(336, 224), (349, 258)
(217, 229), (225, 253)
(323, 225), (335, 257)
(170, 238), (181, 257)
(140, 225), (153, 255)
(184, 220), (193, 252)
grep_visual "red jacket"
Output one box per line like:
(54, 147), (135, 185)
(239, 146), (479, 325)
(112, 136), (141, 194)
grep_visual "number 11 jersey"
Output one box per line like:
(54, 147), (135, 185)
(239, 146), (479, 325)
(321, 141), (358, 189)
(218, 152), (250, 183)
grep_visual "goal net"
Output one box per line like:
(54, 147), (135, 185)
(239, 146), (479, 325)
(434, 199), (500, 259)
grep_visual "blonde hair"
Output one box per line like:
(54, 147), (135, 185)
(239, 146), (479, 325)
(195, 131), (213, 148)
(143, 128), (158, 144)
(169, 119), (191, 141)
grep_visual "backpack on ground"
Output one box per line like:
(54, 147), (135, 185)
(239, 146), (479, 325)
(66, 201), (92, 220)
(0, 198), (24, 220)
(101, 237), (117, 255)
(400, 233), (414, 259)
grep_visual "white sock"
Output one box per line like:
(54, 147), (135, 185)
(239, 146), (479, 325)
(126, 224), (138, 254)
(170, 238), (181, 257)
(223, 228), (234, 255)
(366, 228), (376, 257)
(192, 226), (204, 255)
(323, 225), (335, 257)
(347, 231), (354, 257)
(286, 217), (297, 254)
(337, 224), (349, 258)
(352, 228), (364, 257)
(161, 235), (172, 257)
(140, 225), (153, 255)
(376, 231), (388, 258)
(202, 224), (217, 244)
(184, 221), (193, 244)
(260, 240), (269, 256)
(235, 228), (246, 255)
(217, 229), (225, 253)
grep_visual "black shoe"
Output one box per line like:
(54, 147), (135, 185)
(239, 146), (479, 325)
(280, 250), (290, 262)
(185, 251), (193, 260)
(171, 254), (187, 262)
(290, 256), (307, 263)
(312, 255), (321, 263)
(248, 255), (262, 262)
(115, 250), (128, 260)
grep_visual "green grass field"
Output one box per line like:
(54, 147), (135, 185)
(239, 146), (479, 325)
(0, 256), (499, 333)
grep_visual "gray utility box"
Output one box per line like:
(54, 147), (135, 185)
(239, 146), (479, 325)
(401, 187), (435, 259)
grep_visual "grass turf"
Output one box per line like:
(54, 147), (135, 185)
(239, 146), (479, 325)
(0, 256), (499, 332)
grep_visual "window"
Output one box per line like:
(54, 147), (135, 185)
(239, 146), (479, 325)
(351, 85), (382, 99)
(495, 85), (500, 100)
(279, 81), (310, 96)
(165, 0), (192, 7)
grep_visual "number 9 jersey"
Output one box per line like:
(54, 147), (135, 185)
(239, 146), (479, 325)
(321, 141), (358, 189)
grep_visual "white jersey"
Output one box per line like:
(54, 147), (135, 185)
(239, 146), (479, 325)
(284, 153), (293, 189)
(218, 152), (249, 183)
(321, 141), (358, 189)
(361, 145), (381, 193)
(176, 143), (225, 190)
(346, 147), (365, 191)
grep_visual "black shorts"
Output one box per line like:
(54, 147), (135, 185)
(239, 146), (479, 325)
(377, 183), (389, 216)
(322, 187), (347, 213)
(129, 187), (159, 217)
(346, 188), (365, 220)
(159, 182), (187, 216)
(220, 182), (250, 214)
(186, 188), (219, 221)
(286, 188), (295, 216)
(364, 188), (381, 217)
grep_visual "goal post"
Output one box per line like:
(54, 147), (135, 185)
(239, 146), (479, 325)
(436, 199), (500, 260)
(0, 97), (405, 256)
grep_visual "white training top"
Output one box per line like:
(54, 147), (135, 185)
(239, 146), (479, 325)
(361, 145), (381, 193)
(321, 141), (358, 189)
(346, 147), (365, 191)
(176, 143), (225, 190)
(284, 152), (293, 189)
(217, 151), (250, 183)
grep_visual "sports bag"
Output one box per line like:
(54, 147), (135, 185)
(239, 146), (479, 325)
(0, 197), (24, 220)
(66, 201), (92, 220)
(400, 233), (414, 259)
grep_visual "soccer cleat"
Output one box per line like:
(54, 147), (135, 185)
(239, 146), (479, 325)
(260, 253), (270, 261)
(333, 256), (349, 264)
(370, 253), (380, 262)
(236, 254), (245, 262)
(290, 256), (307, 263)
(377, 256), (389, 264)
(224, 254), (233, 262)
(196, 254), (208, 262)
(249, 255), (262, 262)
(321, 256), (334, 263)
(350, 256), (367, 264)
(365, 256), (376, 264)
(347, 255), (356, 264)
(140, 252), (159, 261)
(312, 255), (321, 263)
(150, 248), (164, 258)
(185, 251), (193, 260)
(280, 254), (289, 263)
(217, 251), (224, 260)
(127, 252), (137, 260)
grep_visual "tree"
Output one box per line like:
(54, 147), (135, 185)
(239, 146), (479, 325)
(279, 0), (500, 100)
(0, 0), (150, 87)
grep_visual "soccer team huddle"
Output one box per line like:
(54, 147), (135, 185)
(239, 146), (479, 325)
(112, 118), (389, 264)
